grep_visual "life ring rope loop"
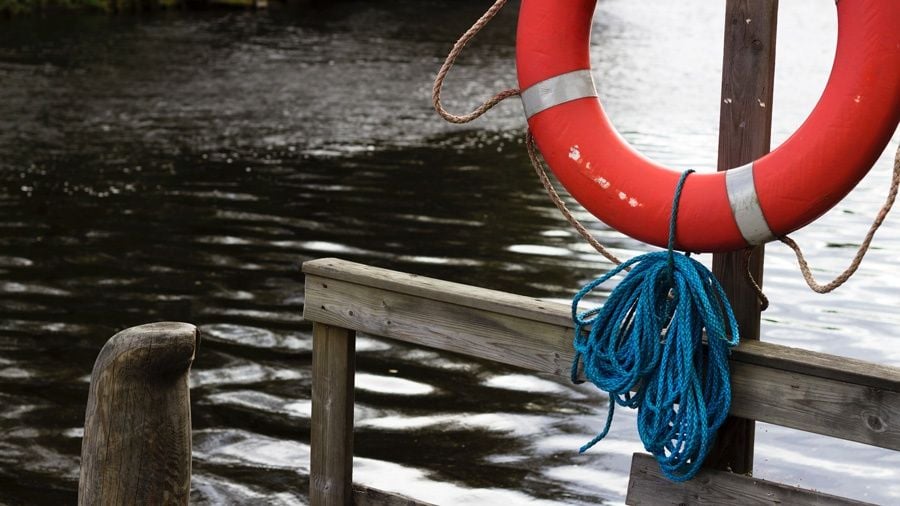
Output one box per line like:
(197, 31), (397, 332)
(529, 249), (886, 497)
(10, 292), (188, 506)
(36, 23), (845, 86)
(431, 0), (518, 124)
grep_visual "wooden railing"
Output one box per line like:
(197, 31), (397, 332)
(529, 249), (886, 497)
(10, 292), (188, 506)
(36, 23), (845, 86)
(303, 257), (900, 506)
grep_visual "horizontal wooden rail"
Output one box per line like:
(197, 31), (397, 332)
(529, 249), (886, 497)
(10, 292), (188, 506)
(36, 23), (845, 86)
(625, 453), (872, 506)
(302, 258), (900, 452)
(353, 484), (436, 506)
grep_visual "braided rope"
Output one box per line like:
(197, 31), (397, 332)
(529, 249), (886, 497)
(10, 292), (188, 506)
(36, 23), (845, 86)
(573, 170), (740, 481)
(429, 0), (621, 265)
(742, 248), (769, 310)
(431, 0), (519, 124)
(780, 144), (900, 293)
(526, 131), (624, 265)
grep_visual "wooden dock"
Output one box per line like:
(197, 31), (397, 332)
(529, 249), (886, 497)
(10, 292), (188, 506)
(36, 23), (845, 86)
(302, 257), (900, 505)
(74, 261), (899, 504)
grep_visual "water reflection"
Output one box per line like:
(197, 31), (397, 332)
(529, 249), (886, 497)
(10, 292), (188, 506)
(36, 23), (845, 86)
(0, 0), (898, 504)
(202, 323), (312, 351)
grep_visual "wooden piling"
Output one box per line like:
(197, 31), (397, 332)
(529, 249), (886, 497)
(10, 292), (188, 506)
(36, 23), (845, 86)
(78, 322), (198, 506)
(709, 0), (779, 474)
(310, 321), (357, 506)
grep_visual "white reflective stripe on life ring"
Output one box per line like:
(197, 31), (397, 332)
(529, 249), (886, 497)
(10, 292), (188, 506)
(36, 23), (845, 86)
(725, 163), (775, 245)
(520, 69), (597, 119)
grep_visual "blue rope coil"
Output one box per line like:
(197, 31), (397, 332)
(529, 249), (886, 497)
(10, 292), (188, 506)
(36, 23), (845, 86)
(571, 170), (740, 481)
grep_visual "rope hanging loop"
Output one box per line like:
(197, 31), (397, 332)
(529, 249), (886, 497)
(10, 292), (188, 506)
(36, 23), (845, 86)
(431, 0), (518, 124)
(572, 171), (740, 482)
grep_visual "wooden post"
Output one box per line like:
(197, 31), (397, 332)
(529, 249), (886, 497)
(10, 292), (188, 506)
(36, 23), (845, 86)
(708, 0), (778, 474)
(78, 322), (198, 506)
(310, 322), (356, 506)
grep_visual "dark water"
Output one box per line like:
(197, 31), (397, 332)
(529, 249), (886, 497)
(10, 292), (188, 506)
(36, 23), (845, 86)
(1, 1), (898, 504)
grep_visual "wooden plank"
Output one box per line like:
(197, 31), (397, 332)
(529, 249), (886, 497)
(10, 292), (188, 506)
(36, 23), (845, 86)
(302, 266), (900, 451)
(626, 453), (872, 506)
(709, 0), (779, 475)
(729, 362), (900, 450)
(303, 257), (572, 328)
(304, 275), (574, 377)
(78, 322), (197, 506)
(732, 339), (900, 393)
(303, 258), (900, 391)
(311, 322), (357, 506)
(352, 485), (437, 506)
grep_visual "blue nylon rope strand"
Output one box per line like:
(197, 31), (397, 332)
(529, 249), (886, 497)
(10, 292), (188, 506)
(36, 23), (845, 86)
(667, 170), (693, 253)
(572, 170), (740, 482)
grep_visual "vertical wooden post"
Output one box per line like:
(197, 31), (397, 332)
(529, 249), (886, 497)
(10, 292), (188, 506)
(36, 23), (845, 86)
(708, 0), (778, 474)
(310, 322), (357, 506)
(79, 322), (198, 506)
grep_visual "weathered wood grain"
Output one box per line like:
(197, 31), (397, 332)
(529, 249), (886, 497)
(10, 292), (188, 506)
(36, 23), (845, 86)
(304, 275), (573, 377)
(78, 322), (198, 506)
(311, 322), (357, 506)
(626, 453), (872, 506)
(732, 340), (900, 393)
(303, 257), (572, 328)
(352, 484), (437, 506)
(729, 362), (900, 450)
(709, 0), (779, 475)
(302, 259), (900, 450)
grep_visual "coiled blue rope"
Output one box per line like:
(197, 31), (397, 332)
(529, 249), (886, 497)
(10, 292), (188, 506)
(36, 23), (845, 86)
(571, 170), (739, 482)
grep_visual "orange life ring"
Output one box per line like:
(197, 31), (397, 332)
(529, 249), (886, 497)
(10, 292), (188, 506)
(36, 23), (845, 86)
(517, 0), (900, 253)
